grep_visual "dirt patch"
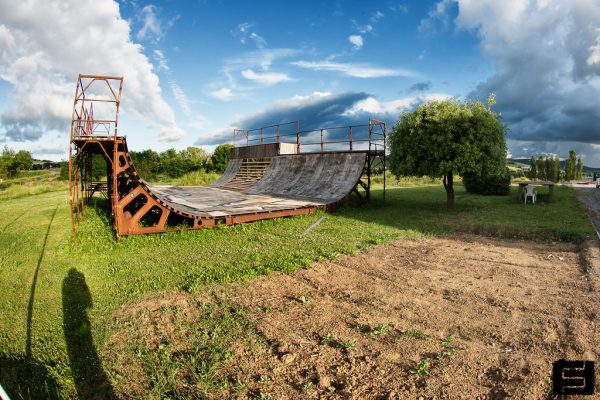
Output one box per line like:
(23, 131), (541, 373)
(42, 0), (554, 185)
(106, 236), (600, 399)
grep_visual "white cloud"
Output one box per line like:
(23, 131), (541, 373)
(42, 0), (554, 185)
(274, 91), (333, 108)
(211, 88), (234, 100)
(371, 10), (385, 22)
(343, 93), (451, 115)
(418, 0), (457, 35)
(291, 60), (416, 78)
(26, 142), (68, 157)
(159, 127), (185, 142)
(238, 22), (252, 33)
(0, 0), (183, 142)
(137, 4), (161, 40)
(352, 10), (385, 34)
(250, 32), (267, 49)
(153, 49), (169, 71)
(241, 68), (290, 85)
(170, 81), (191, 116)
(234, 22), (268, 49)
(348, 35), (363, 50)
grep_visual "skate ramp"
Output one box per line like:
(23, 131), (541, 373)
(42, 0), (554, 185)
(147, 151), (366, 217)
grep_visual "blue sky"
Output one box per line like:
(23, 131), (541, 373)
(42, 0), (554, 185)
(1, 0), (600, 166)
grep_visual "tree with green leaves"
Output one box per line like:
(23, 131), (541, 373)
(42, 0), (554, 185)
(528, 156), (537, 180)
(576, 157), (584, 180)
(211, 144), (235, 173)
(0, 147), (33, 178)
(565, 150), (577, 180)
(552, 155), (560, 182)
(536, 156), (546, 181)
(544, 157), (552, 182)
(389, 96), (507, 209)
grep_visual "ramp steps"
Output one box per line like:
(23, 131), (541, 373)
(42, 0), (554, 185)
(220, 158), (271, 191)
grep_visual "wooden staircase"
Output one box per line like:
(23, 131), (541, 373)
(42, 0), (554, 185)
(220, 158), (271, 191)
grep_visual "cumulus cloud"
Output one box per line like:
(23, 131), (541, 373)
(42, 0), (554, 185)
(241, 68), (290, 85)
(348, 35), (364, 50)
(291, 60), (416, 78)
(344, 92), (451, 116)
(0, 0), (183, 142)
(452, 0), (600, 165)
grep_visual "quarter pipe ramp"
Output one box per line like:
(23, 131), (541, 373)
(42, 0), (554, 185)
(68, 75), (385, 237)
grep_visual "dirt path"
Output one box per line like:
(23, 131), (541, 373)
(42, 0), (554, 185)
(213, 235), (600, 399)
(108, 235), (600, 399)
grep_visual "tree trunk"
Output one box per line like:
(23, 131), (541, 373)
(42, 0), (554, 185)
(442, 172), (454, 209)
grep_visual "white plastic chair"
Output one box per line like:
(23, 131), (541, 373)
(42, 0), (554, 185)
(524, 185), (537, 204)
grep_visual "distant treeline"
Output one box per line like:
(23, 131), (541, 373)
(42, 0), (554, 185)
(527, 149), (584, 181)
(1, 146), (33, 178)
(57, 144), (234, 181)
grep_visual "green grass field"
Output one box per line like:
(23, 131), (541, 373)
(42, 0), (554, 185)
(0, 182), (595, 398)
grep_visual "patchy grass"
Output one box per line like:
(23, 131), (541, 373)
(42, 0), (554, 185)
(0, 182), (594, 398)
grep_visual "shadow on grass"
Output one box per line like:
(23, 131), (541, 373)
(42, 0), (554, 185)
(26, 205), (58, 358)
(0, 355), (60, 399)
(62, 269), (115, 399)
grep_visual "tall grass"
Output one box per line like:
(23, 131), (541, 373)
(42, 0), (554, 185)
(0, 181), (67, 200)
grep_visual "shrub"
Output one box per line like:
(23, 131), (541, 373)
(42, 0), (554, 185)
(463, 167), (511, 195)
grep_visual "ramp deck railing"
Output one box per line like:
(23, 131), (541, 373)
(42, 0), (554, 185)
(233, 119), (386, 155)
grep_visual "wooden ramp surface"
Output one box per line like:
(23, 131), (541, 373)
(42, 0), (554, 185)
(148, 152), (366, 218)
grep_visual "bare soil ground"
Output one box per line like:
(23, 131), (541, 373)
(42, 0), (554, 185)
(108, 235), (600, 399)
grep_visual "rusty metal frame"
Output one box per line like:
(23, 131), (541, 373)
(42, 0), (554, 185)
(68, 75), (386, 242)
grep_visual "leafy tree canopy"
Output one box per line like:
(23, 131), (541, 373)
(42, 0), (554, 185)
(0, 147), (33, 178)
(389, 96), (507, 208)
(211, 144), (234, 173)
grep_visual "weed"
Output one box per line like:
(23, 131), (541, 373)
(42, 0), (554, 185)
(259, 375), (270, 384)
(409, 359), (430, 379)
(301, 381), (315, 395)
(320, 332), (336, 345)
(355, 323), (370, 333)
(441, 335), (453, 345)
(371, 323), (392, 338)
(399, 330), (429, 340)
(234, 378), (247, 391)
(296, 292), (310, 305)
(256, 392), (273, 400)
(436, 349), (456, 361)
(340, 339), (356, 351)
